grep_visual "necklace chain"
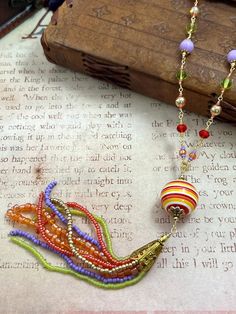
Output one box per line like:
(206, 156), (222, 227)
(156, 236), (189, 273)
(170, 1), (236, 234)
(176, 1), (235, 181)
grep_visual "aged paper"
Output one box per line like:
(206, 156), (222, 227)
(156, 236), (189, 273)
(0, 10), (236, 314)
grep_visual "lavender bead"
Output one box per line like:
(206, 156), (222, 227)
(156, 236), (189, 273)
(179, 39), (194, 53)
(227, 50), (236, 63)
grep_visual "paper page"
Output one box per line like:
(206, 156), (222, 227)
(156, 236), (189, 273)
(0, 9), (236, 314)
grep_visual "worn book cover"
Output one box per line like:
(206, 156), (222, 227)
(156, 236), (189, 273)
(41, 0), (236, 125)
(0, 1), (42, 39)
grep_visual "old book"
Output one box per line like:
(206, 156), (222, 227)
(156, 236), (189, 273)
(1, 9), (236, 313)
(0, 1), (46, 39)
(41, 0), (236, 125)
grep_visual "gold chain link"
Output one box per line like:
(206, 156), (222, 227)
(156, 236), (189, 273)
(217, 62), (236, 103)
(187, 16), (196, 39)
(176, 3), (236, 179)
(205, 117), (214, 130)
(170, 217), (179, 236)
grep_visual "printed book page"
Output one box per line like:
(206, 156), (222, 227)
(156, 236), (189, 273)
(0, 9), (236, 314)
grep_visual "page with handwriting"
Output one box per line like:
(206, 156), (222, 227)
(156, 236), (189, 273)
(0, 10), (236, 314)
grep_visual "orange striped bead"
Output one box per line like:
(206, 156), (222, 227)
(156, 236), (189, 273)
(160, 180), (199, 216)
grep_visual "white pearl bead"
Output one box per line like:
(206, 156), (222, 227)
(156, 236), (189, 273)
(175, 96), (186, 108)
(210, 104), (222, 117)
(190, 6), (199, 16)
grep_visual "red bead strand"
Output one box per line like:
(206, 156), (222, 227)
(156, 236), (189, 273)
(66, 202), (133, 266)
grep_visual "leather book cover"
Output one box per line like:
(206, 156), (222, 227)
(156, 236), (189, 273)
(0, 1), (40, 39)
(41, 0), (236, 125)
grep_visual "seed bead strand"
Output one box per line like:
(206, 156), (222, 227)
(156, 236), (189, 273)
(10, 236), (147, 289)
(37, 192), (74, 256)
(67, 201), (134, 266)
(65, 207), (129, 261)
(7, 203), (78, 252)
(46, 199), (137, 273)
(55, 205), (127, 261)
(6, 204), (98, 256)
(46, 202), (124, 261)
(54, 198), (117, 271)
(51, 198), (111, 265)
(44, 181), (101, 249)
(57, 198), (138, 274)
(6, 207), (35, 228)
(42, 207), (101, 256)
(9, 232), (136, 286)
(6, 201), (129, 262)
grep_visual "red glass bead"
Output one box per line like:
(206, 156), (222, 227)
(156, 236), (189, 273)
(199, 129), (210, 139)
(177, 124), (188, 133)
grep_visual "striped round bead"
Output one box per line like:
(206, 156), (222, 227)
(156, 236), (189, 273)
(160, 180), (199, 216)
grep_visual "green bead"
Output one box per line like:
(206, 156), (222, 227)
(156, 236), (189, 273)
(221, 78), (233, 90)
(186, 23), (197, 34)
(177, 70), (187, 81)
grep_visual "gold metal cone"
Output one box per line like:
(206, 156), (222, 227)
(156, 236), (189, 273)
(130, 234), (170, 272)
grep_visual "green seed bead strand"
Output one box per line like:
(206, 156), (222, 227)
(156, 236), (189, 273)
(10, 236), (148, 290)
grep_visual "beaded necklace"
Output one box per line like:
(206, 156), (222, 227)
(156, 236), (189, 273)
(6, 1), (236, 289)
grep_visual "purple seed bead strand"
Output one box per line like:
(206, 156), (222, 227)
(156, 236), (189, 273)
(9, 230), (134, 284)
(44, 181), (101, 249)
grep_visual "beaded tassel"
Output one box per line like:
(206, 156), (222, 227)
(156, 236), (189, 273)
(6, 181), (169, 289)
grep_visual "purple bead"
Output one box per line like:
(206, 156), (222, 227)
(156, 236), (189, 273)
(227, 50), (236, 63)
(179, 39), (194, 53)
